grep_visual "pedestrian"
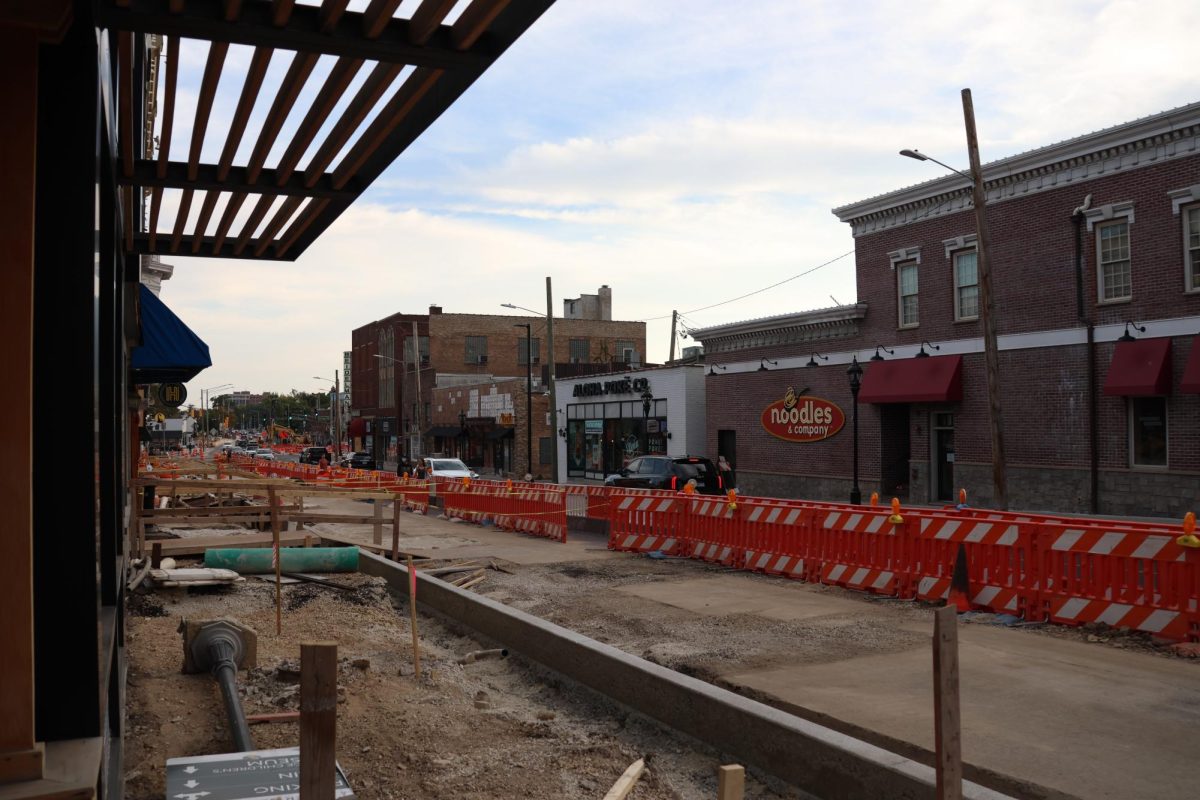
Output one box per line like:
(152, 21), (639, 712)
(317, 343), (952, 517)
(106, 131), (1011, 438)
(718, 454), (735, 489)
(414, 461), (427, 480)
(397, 457), (408, 478)
(318, 454), (329, 471)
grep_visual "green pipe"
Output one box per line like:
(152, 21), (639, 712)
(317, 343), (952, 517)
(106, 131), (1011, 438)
(203, 547), (359, 574)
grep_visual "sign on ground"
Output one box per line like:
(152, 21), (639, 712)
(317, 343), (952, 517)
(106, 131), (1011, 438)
(166, 747), (353, 800)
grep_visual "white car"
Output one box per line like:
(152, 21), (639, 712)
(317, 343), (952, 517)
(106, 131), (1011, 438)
(254, 448), (276, 460)
(424, 458), (478, 480)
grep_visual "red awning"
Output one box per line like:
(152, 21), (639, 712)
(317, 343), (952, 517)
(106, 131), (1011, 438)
(347, 417), (367, 438)
(858, 355), (963, 404)
(1103, 338), (1172, 396)
(1181, 336), (1200, 393)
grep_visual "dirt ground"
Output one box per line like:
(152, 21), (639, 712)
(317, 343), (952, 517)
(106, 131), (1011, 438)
(123, 568), (812, 800)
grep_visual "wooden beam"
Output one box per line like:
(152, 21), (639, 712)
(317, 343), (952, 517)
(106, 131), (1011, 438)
(233, 194), (275, 256)
(98, 0), (491, 70)
(271, 0), (295, 27)
(0, 24), (44, 783)
(117, 31), (133, 177)
(169, 188), (194, 253)
(273, 56), (364, 184)
(300, 60), (403, 187)
(317, 0), (350, 34)
(216, 46), (273, 181)
(252, 195), (304, 256)
(190, 189), (222, 252)
(407, 0), (455, 45)
(300, 642), (338, 800)
(245, 50), (319, 185)
(602, 758), (645, 800)
(210, 191), (247, 252)
(373, 500), (384, 546)
(451, 0), (510, 50)
(717, 765), (745, 800)
(362, 0), (403, 40)
(933, 606), (963, 800)
(148, 33), (179, 250)
(188, 40), (229, 180)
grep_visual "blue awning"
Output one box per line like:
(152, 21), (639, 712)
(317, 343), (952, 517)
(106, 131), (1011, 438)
(130, 284), (211, 383)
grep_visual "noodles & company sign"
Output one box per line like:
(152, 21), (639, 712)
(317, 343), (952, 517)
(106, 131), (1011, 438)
(761, 387), (844, 443)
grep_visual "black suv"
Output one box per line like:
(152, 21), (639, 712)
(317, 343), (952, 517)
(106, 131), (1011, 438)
(299, 446), (330, 465)
(340, 452), (376, 470)
(604, 456), (724, 494)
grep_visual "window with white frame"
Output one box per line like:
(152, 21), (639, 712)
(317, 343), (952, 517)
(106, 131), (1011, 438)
(569, 338), (590, 363)
(1186, 205), (1200, 292)
(897, 262), (919, 327)
(1097, 221), (1132, 301)
(517, 337), (541, 365)
(1129, 397), (1167, 468)
(953, 250), (979, 320)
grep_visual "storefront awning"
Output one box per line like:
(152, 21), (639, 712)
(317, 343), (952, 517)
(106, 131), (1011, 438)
(426, 426), (463, 438)
(858, 355), (963, 404)
(347, 417), (367, 438)
(130, 284), (211, 383)
(1103, 337), (1172, 396)
(487, 427), (515, 440)
(1181, 336), (1200, 394)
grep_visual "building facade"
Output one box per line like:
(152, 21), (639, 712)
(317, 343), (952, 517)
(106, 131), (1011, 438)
(427, 377), (553, 478)
(696, 102), (1200, 517)
(350, 294), (646, 464)
(556, 364), (707, 482)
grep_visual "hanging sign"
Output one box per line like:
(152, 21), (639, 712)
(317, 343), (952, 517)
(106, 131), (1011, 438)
(158, 382), (187, 408)
(760, 386), (844, 443)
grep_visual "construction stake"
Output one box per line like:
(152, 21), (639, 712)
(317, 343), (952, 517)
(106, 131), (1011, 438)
(933, 605), (963, 800)
(717, 764), (745, 800)
(407, 554), (421, 678)
(603, 757), (645, 800)
(300, 641), (337, 800)
(391, 496), (401, 561)
(269, 486), (281, 636)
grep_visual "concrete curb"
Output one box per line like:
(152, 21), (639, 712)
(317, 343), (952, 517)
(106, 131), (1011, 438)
(358, 551), (1014, 800)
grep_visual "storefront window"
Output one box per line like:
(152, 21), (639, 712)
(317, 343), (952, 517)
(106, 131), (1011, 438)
(1129, 397), (1167, 468)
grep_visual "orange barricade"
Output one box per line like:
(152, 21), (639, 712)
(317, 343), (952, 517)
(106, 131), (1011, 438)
(608, 489), (686, 554)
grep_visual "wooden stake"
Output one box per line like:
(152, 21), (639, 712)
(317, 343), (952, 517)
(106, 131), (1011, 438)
(933, 605), (963, 800)
(151, 542), (163, 569)
(300, 641), (337, 800)
(603, 758), (645, 800)
(407, 554), (421, 678)
(717, 765), (745, 800)
(372, 500), (383, 545)
(269, 486), (282, 636)
(391, 497), (400, 561)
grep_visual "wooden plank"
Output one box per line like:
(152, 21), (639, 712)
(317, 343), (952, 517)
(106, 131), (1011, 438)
(372, 500), (384, 545)
(300, 641), (338, 800)
(407, 556), (421, 678)
(270, 487), (282, 635)
(154, 532), (307, 556)
(717, 764), (745, 800)
(933, 606), (963, 800)
(602, 758), (645, 800)
(391, 499), (401, 561)
(217, 46), (273, 181)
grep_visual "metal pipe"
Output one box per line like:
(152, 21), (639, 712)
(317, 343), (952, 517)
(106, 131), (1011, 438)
(1072, 205), (1099, 514)
(211, 644), (254, 752)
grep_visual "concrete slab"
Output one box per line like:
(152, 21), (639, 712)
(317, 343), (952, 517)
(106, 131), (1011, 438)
(617, 574), (877, 623)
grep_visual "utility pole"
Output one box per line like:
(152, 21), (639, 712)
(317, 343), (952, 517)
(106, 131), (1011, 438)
(333, 370), (341, 459)
(668, 309), (678, 364)
(962, 88), (1008, 509)
(411, 321), (423, 460)
(546, 277), (558, 483)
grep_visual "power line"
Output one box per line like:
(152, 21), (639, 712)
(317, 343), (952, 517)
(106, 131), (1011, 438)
(639, 249), (855, 322)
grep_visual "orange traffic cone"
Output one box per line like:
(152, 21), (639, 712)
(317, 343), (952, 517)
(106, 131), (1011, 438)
(947, 543), (971, 612)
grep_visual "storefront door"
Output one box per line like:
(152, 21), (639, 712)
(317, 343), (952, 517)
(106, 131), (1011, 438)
(880, 405), (910, 499)
(933, 412), (955, 502)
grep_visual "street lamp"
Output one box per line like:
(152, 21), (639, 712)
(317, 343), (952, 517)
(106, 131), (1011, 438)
(502, 296), (559, 483)
(846, 357), (863, 505)
(514, 323), (533, 478)
(201, 383), (232, 445)
(458, 409), (468, 462)
(640, 389), (653, 455)
(313, 374), (342, 459)
(373, 354), (403, 468)
(899, 89), (1008, 508)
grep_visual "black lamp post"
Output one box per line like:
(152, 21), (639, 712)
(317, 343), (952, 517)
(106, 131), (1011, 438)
(458, 409), (467, 462)
(847, 357), (863, 505)
(640, 389), (653, 454)
(515, 323), (533, 477)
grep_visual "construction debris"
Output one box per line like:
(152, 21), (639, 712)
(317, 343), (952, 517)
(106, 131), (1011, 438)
(150, 567), (242, 588)
(457, 649), (508, 665)
(603, 758), (646, 800)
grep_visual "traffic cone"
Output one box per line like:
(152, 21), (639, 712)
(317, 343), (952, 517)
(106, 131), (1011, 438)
(1177, 511), (1200, 549)
(947, 543), (971, 612)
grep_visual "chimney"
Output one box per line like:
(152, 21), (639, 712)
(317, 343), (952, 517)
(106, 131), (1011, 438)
(429, 304), (442, 315)
(598, 285), (612, 321)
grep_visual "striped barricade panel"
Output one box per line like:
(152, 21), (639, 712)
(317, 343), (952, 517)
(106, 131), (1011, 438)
(685, 497), (740, 567)
(741, 503), (812, 579)
(811, 510), (904, 597)
(1036, 525), (1197, 640)
(909, 516), (1031, 613)
(608, 493), (682, 555)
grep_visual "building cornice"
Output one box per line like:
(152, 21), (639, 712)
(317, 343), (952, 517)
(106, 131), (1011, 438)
(832, 101), (1200, 237)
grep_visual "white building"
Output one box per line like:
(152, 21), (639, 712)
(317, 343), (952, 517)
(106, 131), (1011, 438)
(556, 364), (706, 482)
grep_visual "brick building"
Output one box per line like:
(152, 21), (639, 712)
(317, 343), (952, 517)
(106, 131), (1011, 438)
(695, 102), (1200, 517)
(350, 291), (646, 464)
(427, 377), (553, 478)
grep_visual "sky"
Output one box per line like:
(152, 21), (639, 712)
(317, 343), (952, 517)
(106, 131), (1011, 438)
(165, 0), (1200, 404)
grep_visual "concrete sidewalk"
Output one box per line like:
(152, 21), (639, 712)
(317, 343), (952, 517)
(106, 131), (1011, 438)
(313, 500), (1199, 799)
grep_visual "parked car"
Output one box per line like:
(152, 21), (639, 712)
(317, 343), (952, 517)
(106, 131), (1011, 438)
(340, 452), (376, 470)
(253, 448), (276, 461)
(299, 446), (330, 465)
(604, 455), (724, 494)
(423, 458), (478, 480)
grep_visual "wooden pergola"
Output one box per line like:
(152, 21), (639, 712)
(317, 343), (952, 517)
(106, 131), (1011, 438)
(102, 0), (554, 260)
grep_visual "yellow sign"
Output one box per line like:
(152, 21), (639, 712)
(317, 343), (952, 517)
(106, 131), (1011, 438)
(155, 412), (166, 423)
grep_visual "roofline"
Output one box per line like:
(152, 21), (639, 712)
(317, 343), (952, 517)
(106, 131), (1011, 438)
(690, 303), (867, 340)
(832, 100), (1200, 223)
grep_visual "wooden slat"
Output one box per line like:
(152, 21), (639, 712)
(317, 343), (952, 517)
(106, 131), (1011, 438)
(170, 188), (194, 253)
(190, 190), (222, 252)
(125, 159), (351, 200)
(223, 0), (243, 21)
(276, 198), (329, 257)
(318, 0), (350, 33)
(168, 0), (184, 12)
(148, 185), (164, 251)
(123, 185), (135, 251)
(407, 0), (455, 45)
(189, 41), (229, 180)
(331, 67), (442, 190)
(253, 195), (305, 257)
(233, 194), (276, 255)
(118, 31), (134, 177)
(245, 51), (319, 184)
(156, 35), (179, 180)
(362, 0), (402, 39)
(211, 191), (248, 251)
(274, 57), (363, 185)
(271, 0), (295, 26)
(153, 532), (308, 556)
(451, 0), (510, 50)
(301, 61), (402, 188)
(299, 642), (338, 798)
(217, 46), (273, 181)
